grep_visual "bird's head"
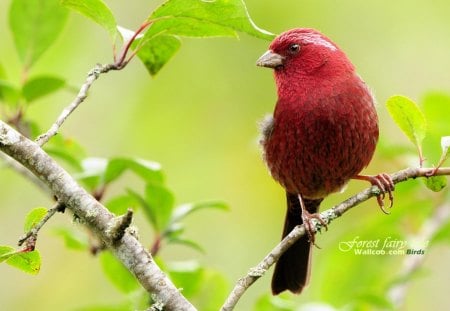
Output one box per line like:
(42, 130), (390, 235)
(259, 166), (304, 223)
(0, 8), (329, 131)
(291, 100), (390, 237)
(257, 28), (353, 78)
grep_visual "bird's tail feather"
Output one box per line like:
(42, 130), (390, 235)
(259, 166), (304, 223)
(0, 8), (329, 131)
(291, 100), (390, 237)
(271, 192), (322, 295)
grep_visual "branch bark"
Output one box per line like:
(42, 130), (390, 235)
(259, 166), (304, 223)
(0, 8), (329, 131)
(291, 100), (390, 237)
(220, 167), (450, 311)
(0, 121), (196, 311)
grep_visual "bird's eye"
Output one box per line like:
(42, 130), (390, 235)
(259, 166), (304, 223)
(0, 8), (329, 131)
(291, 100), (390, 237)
(288, 44), (300, 54)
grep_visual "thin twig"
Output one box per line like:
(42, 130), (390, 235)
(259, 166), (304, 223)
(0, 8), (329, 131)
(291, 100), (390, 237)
(220, 167), (450, 311)
(35, 63), (117, 146)
(387, 202), (450, 308)
(18, 202), (65, 249)
(35, 21), (152, 147)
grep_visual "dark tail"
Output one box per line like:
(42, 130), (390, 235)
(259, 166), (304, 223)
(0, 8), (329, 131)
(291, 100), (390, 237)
(271, 192), (323, 295)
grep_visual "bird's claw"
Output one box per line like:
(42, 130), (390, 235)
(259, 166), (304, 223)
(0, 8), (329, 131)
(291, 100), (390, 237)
(356, 173), (394, 214)
(301, 209), (328, 247)
(425, 167), (438, 177)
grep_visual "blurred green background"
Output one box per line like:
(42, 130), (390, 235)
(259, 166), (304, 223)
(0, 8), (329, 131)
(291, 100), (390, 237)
(1, 0), (450, 310)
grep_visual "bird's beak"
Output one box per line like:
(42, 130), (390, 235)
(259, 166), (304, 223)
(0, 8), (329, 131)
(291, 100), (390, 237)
(256, 50), (285, 69)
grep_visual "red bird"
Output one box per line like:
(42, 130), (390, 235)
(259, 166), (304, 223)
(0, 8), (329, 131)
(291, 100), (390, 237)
(257, 28), (394, 295)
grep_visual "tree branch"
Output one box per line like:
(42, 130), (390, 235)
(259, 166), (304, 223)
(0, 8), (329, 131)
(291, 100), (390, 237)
(221, 167), (450, 311)
(0, 121), (196, 311)
(35, 63), (118, 146)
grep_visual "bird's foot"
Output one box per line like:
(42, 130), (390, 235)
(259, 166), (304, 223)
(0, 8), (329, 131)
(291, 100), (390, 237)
(354, 173), (395, 214)
(297, 195), (328, 246)
(301, 209), (328, 246)
(425, 167), (438, 177)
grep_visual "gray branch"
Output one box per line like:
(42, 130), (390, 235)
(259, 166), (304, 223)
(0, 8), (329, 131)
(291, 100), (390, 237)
(0, 121), (196, 311)
(35, 63), (117, 146)
(221, 167), (450, 311)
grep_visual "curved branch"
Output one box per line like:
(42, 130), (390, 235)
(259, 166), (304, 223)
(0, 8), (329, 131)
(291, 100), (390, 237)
(221, 167), (450, 311)
(35, 63), (118, 146)
(0, 121), (196, 311)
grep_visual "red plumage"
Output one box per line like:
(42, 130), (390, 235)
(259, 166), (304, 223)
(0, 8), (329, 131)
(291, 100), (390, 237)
(257, 28), (379, 295)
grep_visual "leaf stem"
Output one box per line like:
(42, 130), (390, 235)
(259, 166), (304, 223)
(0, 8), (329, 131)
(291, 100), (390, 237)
(115, 21), (153, 68)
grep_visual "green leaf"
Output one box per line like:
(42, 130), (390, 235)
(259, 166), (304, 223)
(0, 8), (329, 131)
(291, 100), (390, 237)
(0, 246), (16, 263)
(61, 0), (117, 41)
(135, 0), (274, 76)
(0, 80), (20, 106)
(99, 251), (140, 294)
(253, 294), (297, 311)
(148, 0), (274, 40)
(162, 222), (186, 248)
(162, 201), (227, 250)
(163, 222), (184, 238)
(22, 75), (65, 103)
(75, 157), (163, 191)
(386, 95), (427, 153)
(44, 136), (85, 170)
(103, 157), (164, 185)
(24, 207), (48, 232)
(74, 157), (107, 189)
(171, 201), (228, 224)
(137, 35), (181, 76)
(127, 189), (157, 227)
(24, 120), (42, 140)
(143, 182), (175, 231)
(355, 292), (395, 309)
(166, 262), (230, 310)
(147, 16), (235, 38)
(52, 227), (89, 250)
(167, 237), (205, 253)
(168, 261), (204, 298)
(140, 260), (224, 308)
(105, 194), (138, 215)
(6, 250), (41, 274)
(425, 175), (447, 192)
(9, 0), (68, 68)
(196, 269), (229, 311)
